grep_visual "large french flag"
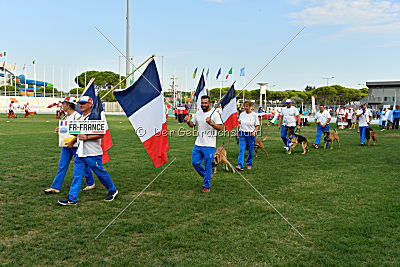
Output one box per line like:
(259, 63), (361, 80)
(113, 59), (169, 168)
(220, 84), (239, 132)
(89, 94), (113, 164)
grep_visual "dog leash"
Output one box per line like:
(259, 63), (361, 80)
(216, 134), (234, 154)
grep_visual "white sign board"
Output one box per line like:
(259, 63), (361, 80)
(59, 120), (106, 135)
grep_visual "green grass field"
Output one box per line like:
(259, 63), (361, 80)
(1, 114), (399, 265)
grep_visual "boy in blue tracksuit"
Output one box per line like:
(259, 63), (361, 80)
(184, 95), (223, 193)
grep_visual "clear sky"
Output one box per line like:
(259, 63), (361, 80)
(2, 0), (400, 92)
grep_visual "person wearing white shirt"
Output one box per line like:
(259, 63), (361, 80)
(278, 99), (301, 150)
(356, 104), (372, 146)
(58, 96), (118, 205)
(184, 95), (223, 193)
(236, 101), (260, 171)
(312, 105), (331, 149)
(44, 97), (95, 195)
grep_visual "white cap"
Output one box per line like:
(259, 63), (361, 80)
(285, 99), (292, 104)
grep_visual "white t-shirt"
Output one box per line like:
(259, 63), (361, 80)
(281, 106), (299, 127)
(356, 108), (372, 127)
(239, 111), (259, 132)
(191, 109), (223, 147)
(76, 114), (103, 157)
(315, 109), (331, 125)
(347, 110), (353, 119)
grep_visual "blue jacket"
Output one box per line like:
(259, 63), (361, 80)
(393, 109), (400, 119)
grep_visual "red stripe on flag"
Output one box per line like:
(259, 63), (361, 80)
(223, 112), (239, 132)
(226, 74), (229, 79)
(101, 129), (113, 164)
(142, 122), (169, 168)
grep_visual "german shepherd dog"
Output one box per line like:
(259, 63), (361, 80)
(286, 128), (309, 155)
(323, 129), (340, 149)
(365, 127), (378, 146)
(212, 146), (236, 174)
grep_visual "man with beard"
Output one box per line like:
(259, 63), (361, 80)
(184, 95), (223, 193)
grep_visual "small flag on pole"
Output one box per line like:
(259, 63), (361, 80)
(220, 84), (239, 132)
(206, 68), (210, 79)
(194, 72), (206, 111)
(226, 67), (232, 79)
(240, 67), (245, 77)
(216, 68), (221, 80)
(32, 60), (35, 65)
(89, 95), (113, 164)
(193, 67), (198, 79)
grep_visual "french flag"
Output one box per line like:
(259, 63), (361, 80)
(89, 95), (113, 164)
(113, 59), (169, 168)
(194, 72), (206, 111)
(220, 84), (239, 132)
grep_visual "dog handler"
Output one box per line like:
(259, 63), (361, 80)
(184, 95), (223, 193)
(356, 104), (372, 146)
(278, 99), (301, 150)
(44, 97), (95, 194)
(58, 96), (118, 205)
(312, 104), (331, 149)
(236, 100), (259, 171)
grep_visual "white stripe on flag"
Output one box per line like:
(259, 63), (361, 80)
(128, 95), (166, 142)
(221, 97), (237, 122)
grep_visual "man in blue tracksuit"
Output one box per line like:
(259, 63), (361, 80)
(58, 96), (118, 205)
(184, 95), (223, 193)
(45, 96), (95, 194)
(313, 105), (331, 149)
(278, 99), (301, 151)
(356, 104), (372, 146)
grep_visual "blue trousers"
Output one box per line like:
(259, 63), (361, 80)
(51, 147), (94, 191)
(68, 155), (116, 202)
(281, 125), (295, 145)
(237, 131), (256, 168)
(314, 124), (330, 145)
(359, 126), (367, 144)
(191, 145), (215, 189)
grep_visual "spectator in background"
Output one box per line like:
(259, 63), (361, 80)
(346, 107), (353, 128)
(378, 108), (383, 129)
(393, 105), (400, 130)
(356, 104), (372, 146)
(381, 108), (388, 131)
(387, 106), (394, 130)
(258, 107), (264, 113)
(8, 101), (16, 119)
(351, 108), (357, 129)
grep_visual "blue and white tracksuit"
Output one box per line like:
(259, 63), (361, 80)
(51, 147), (94, 191)
(191, 145), (215, 189)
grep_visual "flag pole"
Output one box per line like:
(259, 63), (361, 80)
(77, 78), (95, 101)
(101, 54), (155, 100)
